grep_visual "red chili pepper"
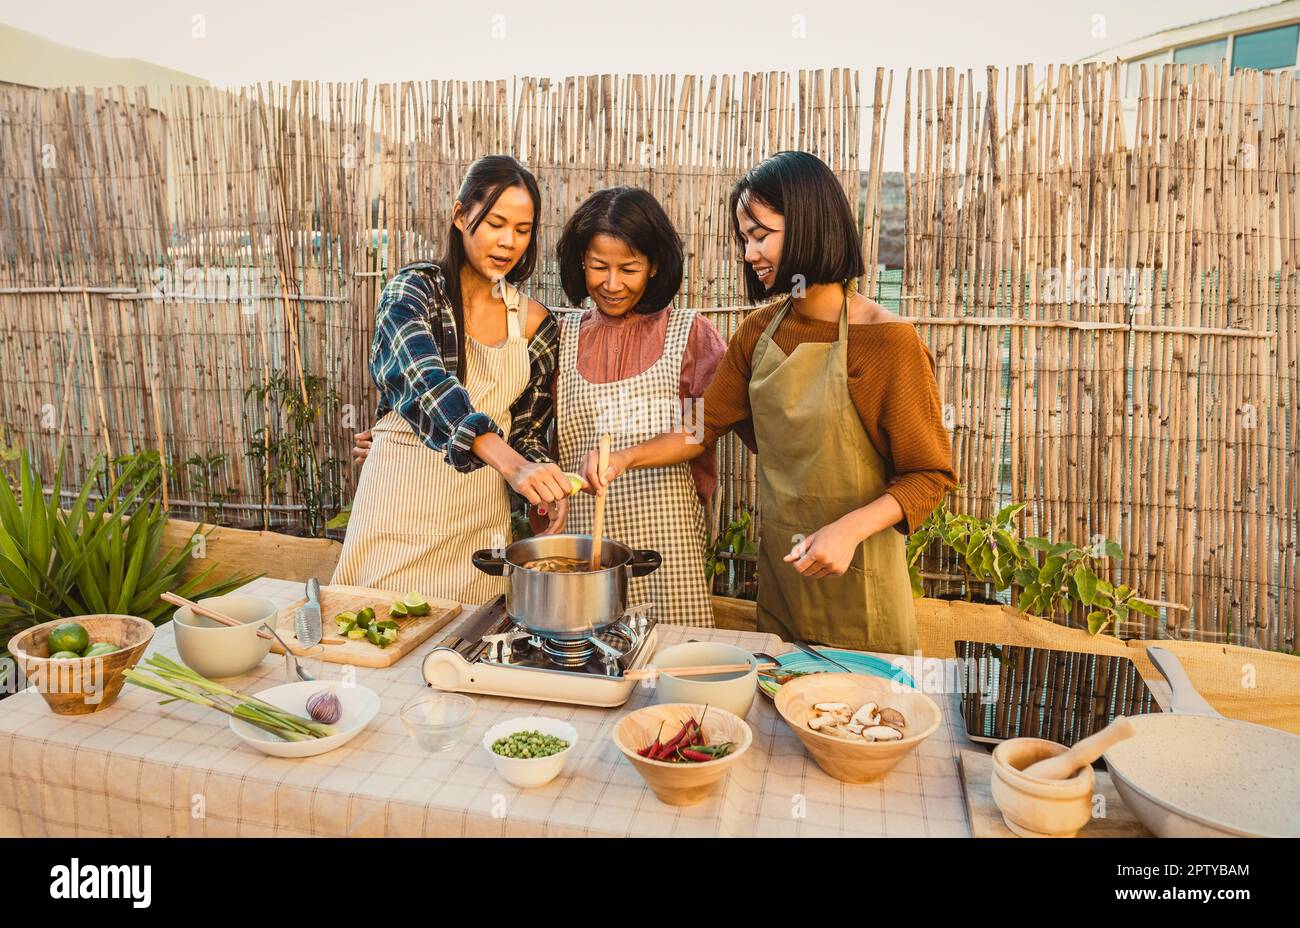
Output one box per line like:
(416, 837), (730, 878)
(678, 747), (713, 763)
(655, 719), (692, 758)
(640, 721), (665, 757)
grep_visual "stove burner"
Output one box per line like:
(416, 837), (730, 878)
(541, 637), (595, 667)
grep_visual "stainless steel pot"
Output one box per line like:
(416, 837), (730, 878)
(471, 534), (661, 641)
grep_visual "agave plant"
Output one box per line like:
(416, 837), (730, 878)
(0, 447), (258, 649)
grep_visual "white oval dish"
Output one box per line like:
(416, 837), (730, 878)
(482, 716), (579, 788)
(229, 681), (380, 758)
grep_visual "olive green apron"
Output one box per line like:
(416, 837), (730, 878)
(748, 288), (918, 655)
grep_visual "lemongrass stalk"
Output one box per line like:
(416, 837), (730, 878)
(140, 655), (332, 736)
(124, 669), (322, 740)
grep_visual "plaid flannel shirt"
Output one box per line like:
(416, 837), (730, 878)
(370, 261), (559, 473)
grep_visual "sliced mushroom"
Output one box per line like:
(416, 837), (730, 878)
(808, 713), (837, 731)
(850, 702), (880, 728)
(813, 702), (851, 713)
(877, 707), (907, 731)
(845, 721), (865, 736)
(863, 725), (904, 742)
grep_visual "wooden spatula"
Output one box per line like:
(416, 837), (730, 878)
(590, 432), (610, 571)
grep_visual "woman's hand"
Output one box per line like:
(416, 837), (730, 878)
(506, 459), (573, 506)
(352, 429), (373, 464)
(783, 517), (863, 578)
(577, 448), (630, 495)
(535, 495), (569, 535)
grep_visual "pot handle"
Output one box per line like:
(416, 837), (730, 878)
(628, 549), (662, 578)
(471, 549), (506, 576)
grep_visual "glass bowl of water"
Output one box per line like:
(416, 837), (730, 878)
(400, 691), (476, 752)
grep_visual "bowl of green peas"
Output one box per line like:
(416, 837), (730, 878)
(482, 716), (579, 788)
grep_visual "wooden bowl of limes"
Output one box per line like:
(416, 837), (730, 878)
(8, 615), (155, 715)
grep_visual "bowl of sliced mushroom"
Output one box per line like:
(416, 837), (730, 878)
(774, 673), (942, 783)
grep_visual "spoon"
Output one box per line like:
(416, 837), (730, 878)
(1020, 716), (1137, 780)
(590, 432), (610, 571)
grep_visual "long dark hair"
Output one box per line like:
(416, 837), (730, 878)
(436, 155), (542, 381)
(555, 186), (683, 315)
(728, 150), (863, 303)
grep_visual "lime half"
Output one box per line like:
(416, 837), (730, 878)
(403, 594), (430, 617)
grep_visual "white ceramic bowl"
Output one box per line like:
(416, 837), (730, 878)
(481, 716), (579, 788)
(651, 641), (758, 719)
(173, 594), (277, 678)
(228, 681), (380, 758)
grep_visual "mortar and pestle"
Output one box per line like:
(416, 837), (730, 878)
(990, 717), (1136, 837)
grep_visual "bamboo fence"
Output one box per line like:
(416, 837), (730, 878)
(903, 62), (1298, 650)
(0, 62), (1295, 649)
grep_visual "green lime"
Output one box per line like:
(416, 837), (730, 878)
(47, 623), (89, 656)
(49, 650), (83, 660)
(82, 642), (118, 658)
(564, 472), (587, 495)
(388, 601), (409, 619)
(346, 628), (367, 640)
(403, 594), (430, 617)
(356, 606), (376, 628)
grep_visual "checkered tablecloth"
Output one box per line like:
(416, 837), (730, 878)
(0, 578), (975, 837)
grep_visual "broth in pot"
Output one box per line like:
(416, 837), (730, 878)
(520, 556), (597, 574)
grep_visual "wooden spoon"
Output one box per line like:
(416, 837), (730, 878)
(1020, 716), (1137, 780)
(161, 591), (274, 640)
(590, 432), (610, 571)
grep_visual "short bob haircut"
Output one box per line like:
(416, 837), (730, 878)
(729, 150), (864, 303)
(556, 186), (684, 315)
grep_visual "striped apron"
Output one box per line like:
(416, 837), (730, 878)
(558, 307), (715, 628)
(331, 284), (530, 604)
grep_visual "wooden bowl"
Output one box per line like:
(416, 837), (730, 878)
(991, 738), (1096, 837)
(7, 615), (155, 715)
(774, 672), (942, 783)
(612, 703), (752, 806)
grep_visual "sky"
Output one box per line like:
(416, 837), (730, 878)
(1, 0), (1277, 168)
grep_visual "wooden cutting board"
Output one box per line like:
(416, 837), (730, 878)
(269, 584), (461, 668)
(958, 749), (1152, 838)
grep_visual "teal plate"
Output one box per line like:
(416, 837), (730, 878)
(758, 649), (915, 698)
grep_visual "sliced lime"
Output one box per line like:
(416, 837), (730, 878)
(388, 601), (409, 619)
(403, 594), (430, 617)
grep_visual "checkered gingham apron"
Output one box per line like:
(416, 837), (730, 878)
(557, 307), (714, 627)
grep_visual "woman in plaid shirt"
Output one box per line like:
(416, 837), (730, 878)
(333, 155), (574, 603)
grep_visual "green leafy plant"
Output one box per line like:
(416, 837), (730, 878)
(183, 449), (236, 524)
(245, 370), (345, 536)
(908, 496), (1159, 637)
(706, 511), (758, 597)
(0, 447), (258, 650)
(1013, 536), (1158, 635)
(906, 499), (1026, 601)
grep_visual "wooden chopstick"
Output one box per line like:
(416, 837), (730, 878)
(624, 661), (778, 682)
(590, 432), (610, 570)
(160, 591), (274, 641)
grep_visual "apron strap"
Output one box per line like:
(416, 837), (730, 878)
(502, 281), (523, 339)
(762, 294), (794, 339)
(761, 285), (851, 340)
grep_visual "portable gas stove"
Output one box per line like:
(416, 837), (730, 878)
(421, 595), (658, 707)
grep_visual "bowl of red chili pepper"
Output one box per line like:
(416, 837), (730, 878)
(612, 703), (752, 806)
